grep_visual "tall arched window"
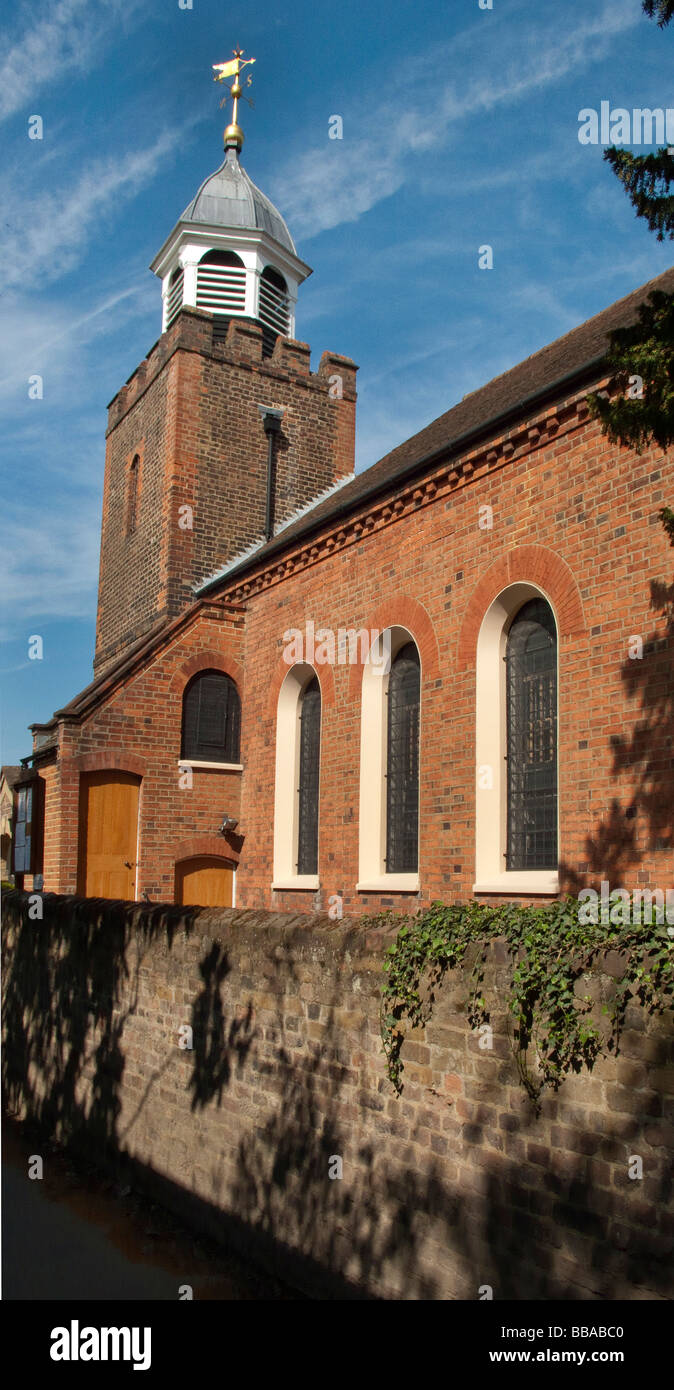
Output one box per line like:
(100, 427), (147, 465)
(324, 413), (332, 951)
(181, 671), (241, 765)
(474, 583), (559, 894)
(358, 628), (421, 890)
(386, 643), (420, 873)
(273, 665), (321, 888)
(505, 599), (558, 870)
(297, 676), (321, 875)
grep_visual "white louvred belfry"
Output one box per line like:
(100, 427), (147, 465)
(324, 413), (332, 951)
(150, 52), (311, 352)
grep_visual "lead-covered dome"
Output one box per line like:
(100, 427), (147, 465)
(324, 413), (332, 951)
(151, 140), (311, 353)
(181, 147), (296, 255)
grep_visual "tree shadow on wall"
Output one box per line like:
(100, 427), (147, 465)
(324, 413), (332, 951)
(561, 577), (674, 890)
(1, 895), (253, 1165)
(227, 950), (673, 1300)
(189, 943), (256, 1110)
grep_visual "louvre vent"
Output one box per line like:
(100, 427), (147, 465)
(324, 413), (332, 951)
(166, 268), (184, 327)
(196, 264), (247, 314)
(258, 276), (290, 337)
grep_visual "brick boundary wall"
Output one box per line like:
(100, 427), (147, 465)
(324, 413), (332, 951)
(2, 891), (672, 1300)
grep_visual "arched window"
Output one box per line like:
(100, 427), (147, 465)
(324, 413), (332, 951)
(126, 454), (139, 536)
(273, 664), (321, 888)
(297, 676), (321, 875)
(196, 249), (246, 315)
(166, 266), (184, 327)
(181, 671), (241, 765)
(386, 643), (420, 873)
(505, 599), (558, 871)
(474, 584), (559, 894)
(258, 265), (289, 355)
(358, 628), (421, 890)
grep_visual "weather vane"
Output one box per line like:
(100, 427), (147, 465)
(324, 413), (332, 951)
(212, 46), (256, 152)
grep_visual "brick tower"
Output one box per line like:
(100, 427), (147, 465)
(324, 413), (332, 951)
(94, 58), (357, 675)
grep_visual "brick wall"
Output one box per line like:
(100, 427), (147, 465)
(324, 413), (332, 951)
(42, 604), (245, 898)
(95, 310), (357, 675)
(40, 376), (672, 907)
(3, 892), (672, 1300)
(228, 387), (673, 912)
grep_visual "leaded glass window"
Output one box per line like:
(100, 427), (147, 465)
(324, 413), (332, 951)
(505, 599), (558, 870)
(386, 642), (420, 873)
(297, 676), (321, 874)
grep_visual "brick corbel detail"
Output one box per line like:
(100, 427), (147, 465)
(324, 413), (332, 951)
(348, 595), (440, 697)
(169, 650), (245, 696)
(73, 751), (148, 777)
(456, 545), (586, 672)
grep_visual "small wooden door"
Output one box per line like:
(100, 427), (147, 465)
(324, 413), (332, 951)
(77, 772), (140, 900)
(175, 857), (233, 908)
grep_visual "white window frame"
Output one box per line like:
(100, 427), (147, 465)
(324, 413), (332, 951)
(473, 582), (559, 896)
(272, 663), (321, 890)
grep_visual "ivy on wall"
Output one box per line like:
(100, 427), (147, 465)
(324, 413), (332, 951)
(380, 897), (674, 1106)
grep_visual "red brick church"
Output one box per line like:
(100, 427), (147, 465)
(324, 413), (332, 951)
(17, 90), (674, 915)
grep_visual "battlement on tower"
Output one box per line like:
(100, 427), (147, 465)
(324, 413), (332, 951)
(107, 308), (357, 435)
(95, 305), (358, 675)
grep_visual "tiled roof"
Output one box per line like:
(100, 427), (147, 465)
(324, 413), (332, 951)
(201, 264), (674, 591)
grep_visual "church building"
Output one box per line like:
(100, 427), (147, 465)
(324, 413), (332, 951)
(17, 59), (674, 915)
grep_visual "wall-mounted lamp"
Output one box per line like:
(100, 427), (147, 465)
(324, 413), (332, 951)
(220, 815), (239, 834)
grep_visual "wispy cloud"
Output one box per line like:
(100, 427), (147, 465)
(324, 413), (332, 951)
(0, 280), (153, 399)
(0, 498), (101, 637)
(0, 128), (186, 290)
(0, 0), (142, 122)
(270, 0), (640, 240)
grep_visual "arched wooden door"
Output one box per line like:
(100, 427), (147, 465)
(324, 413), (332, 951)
(175, 857), (234, 907)
(77, 771), (140, 900)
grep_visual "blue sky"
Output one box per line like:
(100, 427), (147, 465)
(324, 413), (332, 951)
(1, 0), (672, 764)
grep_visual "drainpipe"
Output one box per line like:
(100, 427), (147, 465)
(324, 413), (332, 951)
(258, 407), (284, 541)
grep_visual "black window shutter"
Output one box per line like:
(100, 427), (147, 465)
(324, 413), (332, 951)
(182, 672), (241, 763)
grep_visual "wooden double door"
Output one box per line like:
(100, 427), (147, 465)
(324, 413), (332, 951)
(77, 771), (140, 900)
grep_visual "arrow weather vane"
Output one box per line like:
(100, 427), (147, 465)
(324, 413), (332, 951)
(212, 47), (256, 151)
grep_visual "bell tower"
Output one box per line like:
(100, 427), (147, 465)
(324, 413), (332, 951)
(94, 50), (357, 676)
(151, 50), (311, 354)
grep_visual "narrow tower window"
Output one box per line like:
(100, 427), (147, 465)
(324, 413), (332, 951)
(505, 598), (558, 870)
(386, 642), (420, 873)
(126, 455), (140, 536)
(296, 675), (321, 875)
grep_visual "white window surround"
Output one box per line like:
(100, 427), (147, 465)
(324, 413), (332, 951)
(177, 761), (243, 772)
(272, 876), (320, 891)
(358, 626), (421, 888)
(473, 581), (560, 896)
(273, 663), (321, 886)
(357, 876), (420, 893)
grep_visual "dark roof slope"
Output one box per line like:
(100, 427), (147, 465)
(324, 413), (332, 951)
(1, 765), (22, 789)
(201, 264), (674, 591)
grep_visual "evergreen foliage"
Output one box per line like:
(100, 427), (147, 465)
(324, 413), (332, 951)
(588, 0), (674, 542)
